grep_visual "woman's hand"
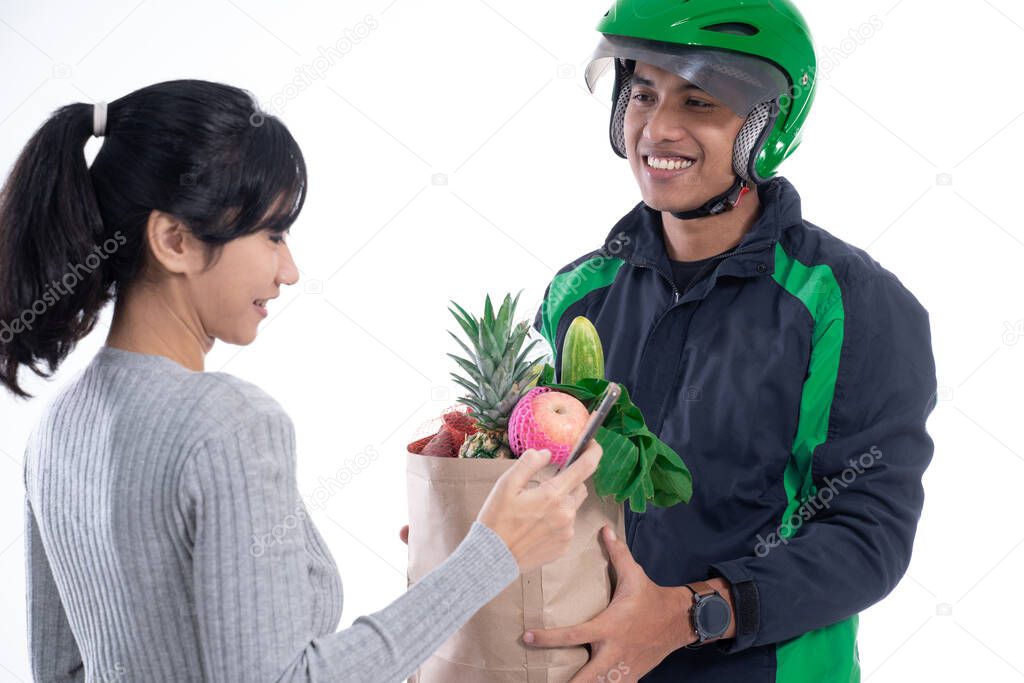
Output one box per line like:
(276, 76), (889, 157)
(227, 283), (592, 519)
(400, 443), (602, 573)
(477, 443), (602, 573)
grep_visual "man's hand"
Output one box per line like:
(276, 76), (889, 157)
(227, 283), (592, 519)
(522, 526), (734, 682)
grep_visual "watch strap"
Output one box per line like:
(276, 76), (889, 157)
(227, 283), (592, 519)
(686, 581), (716, 598)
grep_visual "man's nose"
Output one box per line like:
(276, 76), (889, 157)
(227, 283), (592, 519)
(643, 100), (687, 142)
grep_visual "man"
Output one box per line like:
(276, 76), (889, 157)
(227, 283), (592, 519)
(526, 1), (938, 681)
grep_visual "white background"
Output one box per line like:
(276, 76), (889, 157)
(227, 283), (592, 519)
(1, 0), (1022, 680)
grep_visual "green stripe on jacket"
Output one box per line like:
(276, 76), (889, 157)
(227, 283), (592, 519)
(539, 256), (625, 363)
(771, 241), (859, 683)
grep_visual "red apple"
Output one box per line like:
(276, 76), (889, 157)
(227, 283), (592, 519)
(508, 387), (590, 466)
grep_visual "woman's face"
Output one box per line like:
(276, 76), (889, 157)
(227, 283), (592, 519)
(623, 61), (747, 213)
(187, 227), (299, 346)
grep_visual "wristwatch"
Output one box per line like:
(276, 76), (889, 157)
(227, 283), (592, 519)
(684, 581), (731, 648)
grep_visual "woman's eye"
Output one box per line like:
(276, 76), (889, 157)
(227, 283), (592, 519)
(269, 234), (286, 244)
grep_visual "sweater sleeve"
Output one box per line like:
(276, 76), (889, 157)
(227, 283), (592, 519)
(179, 410), (520, 683)
(25, 498), (85, 683)
(709, 273), (938, 651)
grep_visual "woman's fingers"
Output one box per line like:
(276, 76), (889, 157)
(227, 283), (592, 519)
(551, 441), (603, 496)
(502, 449), (553, 491)
(572, 482), (588, 510)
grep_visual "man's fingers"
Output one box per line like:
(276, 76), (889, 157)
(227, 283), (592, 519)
(601, 525), (635, 572)
(568, 651), (628, 683)
(524, 617), (601, 648)
(552, 441), (602, 495)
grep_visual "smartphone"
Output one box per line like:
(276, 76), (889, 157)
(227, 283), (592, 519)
(558, 382), (621, 473)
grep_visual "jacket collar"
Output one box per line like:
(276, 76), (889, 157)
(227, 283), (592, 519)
(600, 176), (805, 290)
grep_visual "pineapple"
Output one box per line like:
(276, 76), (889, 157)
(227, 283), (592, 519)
(448, 292), (546, 459)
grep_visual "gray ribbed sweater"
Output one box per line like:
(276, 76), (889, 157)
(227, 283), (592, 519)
(23, 345), (520, 682)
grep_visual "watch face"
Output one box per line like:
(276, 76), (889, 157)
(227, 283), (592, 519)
(697, 595), (731, 638)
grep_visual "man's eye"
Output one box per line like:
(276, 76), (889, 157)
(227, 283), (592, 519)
(631, 92), (653, 104)
(688, 99), (714, 109)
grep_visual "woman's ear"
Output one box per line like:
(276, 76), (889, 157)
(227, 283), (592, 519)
(144, 209), (207, 275)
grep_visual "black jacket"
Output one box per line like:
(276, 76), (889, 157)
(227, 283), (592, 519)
(534, 176), (937, 682)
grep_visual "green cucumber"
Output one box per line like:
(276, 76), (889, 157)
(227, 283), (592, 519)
(560, 316), (605, 384)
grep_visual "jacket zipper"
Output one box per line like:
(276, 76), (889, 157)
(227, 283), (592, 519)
(672, 238), (777, 304)
(628, 258), (681, 302)
(613, 238), (777, 404)
(613, 238), (776, 305)
(620, 237), (778, 532)
(614, 233), (777, 532)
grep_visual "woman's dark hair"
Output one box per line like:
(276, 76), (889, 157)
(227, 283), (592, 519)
(0, 79), (306, 398)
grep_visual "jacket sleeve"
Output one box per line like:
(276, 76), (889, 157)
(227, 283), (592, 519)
(533, 284), (550, 347)
(25, 498), (86, 682)
(709, 272), (938, 651)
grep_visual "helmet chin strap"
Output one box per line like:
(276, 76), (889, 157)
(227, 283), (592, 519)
(669, 175), (751, 220)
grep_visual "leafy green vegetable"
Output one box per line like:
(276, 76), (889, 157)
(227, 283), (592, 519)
(536, 365), (692, 513)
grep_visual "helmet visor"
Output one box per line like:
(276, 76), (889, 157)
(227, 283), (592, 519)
(585, 34), (788, 118)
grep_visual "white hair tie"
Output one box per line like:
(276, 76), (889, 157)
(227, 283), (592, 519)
(93, 101), (107, 138)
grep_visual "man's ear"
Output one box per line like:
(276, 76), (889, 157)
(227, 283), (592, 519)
(144, 209), (207, 275)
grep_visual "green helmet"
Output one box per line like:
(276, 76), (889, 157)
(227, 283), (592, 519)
(587, 0), (817, 184)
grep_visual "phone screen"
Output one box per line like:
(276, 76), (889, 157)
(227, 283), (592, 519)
(557, 382), (621, 473)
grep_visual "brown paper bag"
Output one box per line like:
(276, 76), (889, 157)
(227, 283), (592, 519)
(406, 452), (626, 683)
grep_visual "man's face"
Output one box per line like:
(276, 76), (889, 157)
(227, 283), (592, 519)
(623, 61), (747, 213)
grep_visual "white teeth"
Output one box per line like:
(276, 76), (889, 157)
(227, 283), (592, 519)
(647, 156), (696, 170)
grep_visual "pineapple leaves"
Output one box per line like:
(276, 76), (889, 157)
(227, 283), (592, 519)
(448, 354), (484, 383)
(483, 295), (495, 330)
(448, 292), (551, 436)
(480, 382), (503, 409)
(536, 363), (693, 513)
(448, 302), (479, 341)
(450, 371), (484, 400)
(448, 331), (480, 366)
(510, 357), (544, 387)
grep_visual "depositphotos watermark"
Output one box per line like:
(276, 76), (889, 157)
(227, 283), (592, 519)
(597, 661), (631, 683)
(250, 499), (309, 558)
(0, 231), (127, 344)
(250, 15), (380, 126)
(763, 14), (884, 119)
(544, 231), (633, 306)
(815, 15), (884, 82)
(304, 445), (380, 511)
(97, 662), (127, 682)
(248, 445), (381, 557)
(754, 445), (883, 558)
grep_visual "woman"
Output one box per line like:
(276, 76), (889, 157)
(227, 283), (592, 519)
(0, 80), (601, 682)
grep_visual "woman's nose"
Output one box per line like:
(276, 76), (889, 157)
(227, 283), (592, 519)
(277, 243), (300, 286)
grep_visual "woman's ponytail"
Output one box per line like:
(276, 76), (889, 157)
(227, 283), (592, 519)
(0, 103), (114, 399)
